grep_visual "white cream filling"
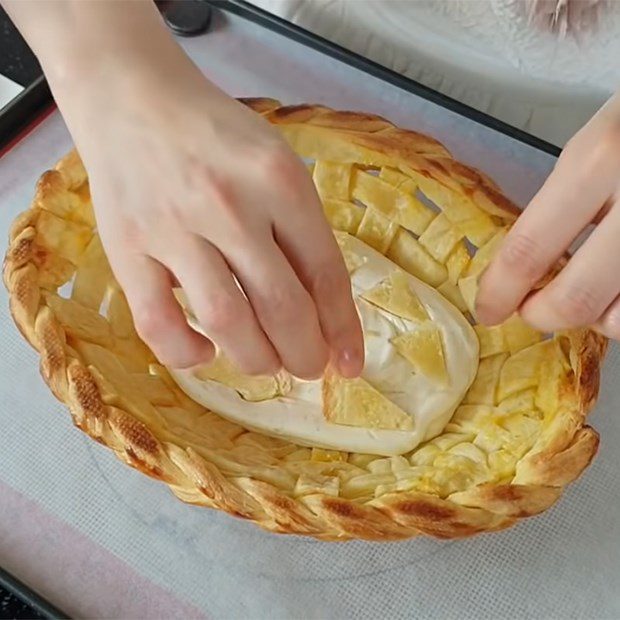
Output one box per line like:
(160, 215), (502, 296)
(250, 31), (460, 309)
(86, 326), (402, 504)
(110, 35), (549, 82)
(169, 235), (479, 456)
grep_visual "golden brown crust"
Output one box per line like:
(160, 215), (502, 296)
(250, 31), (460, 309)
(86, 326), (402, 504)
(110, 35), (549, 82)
(372, 492), (513, 539)
(243, 99), (521, 220)
(3, 100), (606, 541)
(449, 484), (562, 517)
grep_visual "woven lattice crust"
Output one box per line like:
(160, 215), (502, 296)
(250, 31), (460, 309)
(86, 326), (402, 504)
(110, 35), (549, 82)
(3, 100), (606, 541)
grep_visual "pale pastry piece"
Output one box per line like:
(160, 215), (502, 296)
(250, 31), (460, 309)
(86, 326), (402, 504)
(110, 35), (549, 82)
(378, 166), (409, 188)
(464, 353), (509, 405)
(535, 344), (569, 417)
(386, 229), (448, 286)
(418, 213), (463, 263)
(497, 340), (557, 401)
(465, 228), (507, 278)
(474, 324), (506, 358)
(498, 389), (537, 415)
(446, 241), (470, 284)
(310, 448), (347, 463)
(294, 473), (340, 498)
(502, 314), (542, 354)
(352, 169), (433, 236)
(473, 316), (542, 358)
(193, 355), (291, 402)
(342, 250), (366, 274)
(334, 230), (367, 273)
(45, 293), (112, 347)
(361, 269), (428, 322)
(322, 368), (414, 431)
(312, 161), (352, 201)
(458, 275), (479, 317)
(455, 229), (507, 320)
(441, 193), (497, 247)
(356, 206), (399, 253)
(436, 280), (468, 313)
(391, 322), (448, 386)
(322, 198), (364, 234)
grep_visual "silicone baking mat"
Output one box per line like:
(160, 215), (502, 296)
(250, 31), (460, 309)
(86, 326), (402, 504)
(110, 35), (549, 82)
(1, 5), (618, 619)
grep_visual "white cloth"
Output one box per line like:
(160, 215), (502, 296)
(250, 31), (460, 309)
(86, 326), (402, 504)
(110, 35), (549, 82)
(249, 0), (620, 146)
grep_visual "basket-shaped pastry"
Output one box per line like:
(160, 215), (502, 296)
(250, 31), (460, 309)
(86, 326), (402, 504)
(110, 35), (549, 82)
(4, 100), (606, 541)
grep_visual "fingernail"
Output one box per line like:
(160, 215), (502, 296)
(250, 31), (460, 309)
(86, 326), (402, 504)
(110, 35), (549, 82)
(337, 347), (364, 378)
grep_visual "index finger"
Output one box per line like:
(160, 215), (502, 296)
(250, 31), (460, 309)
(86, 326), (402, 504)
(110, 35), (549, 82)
(476, 153), (610, 325)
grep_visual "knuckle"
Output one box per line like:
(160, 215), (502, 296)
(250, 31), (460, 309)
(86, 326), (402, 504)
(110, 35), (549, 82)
(193, 164), (245, 226)
(118, 219), (147, 249)
(134, 303), (175, 342)
(200, 293), (244, 334)
(207, 173), (237, 208)
(311, 260), (346, 300)
(554, 284), (601, 325)
(499, 233), (544, 281)
(165, 200), (186, 224)
(264, 286), (311, 323)
(260, 142), (294, 168)
(258, 143), (305, 184)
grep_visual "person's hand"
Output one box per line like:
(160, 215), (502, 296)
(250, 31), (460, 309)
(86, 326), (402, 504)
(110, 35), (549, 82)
(45, 15), (363, 379)
(477, 92), (620, 339)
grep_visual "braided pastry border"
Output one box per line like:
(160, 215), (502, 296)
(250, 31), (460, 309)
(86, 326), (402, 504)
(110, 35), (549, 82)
(3, 100), (607, 541)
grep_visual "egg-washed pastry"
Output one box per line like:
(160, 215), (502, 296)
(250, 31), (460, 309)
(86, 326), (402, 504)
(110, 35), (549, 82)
(4, 100), (606, 542)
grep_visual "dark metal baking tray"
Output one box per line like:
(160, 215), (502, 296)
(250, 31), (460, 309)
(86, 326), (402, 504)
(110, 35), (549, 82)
(0, 568), (68, 620)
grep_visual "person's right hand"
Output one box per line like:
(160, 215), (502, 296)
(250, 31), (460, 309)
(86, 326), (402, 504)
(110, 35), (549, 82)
(47, 12), (364, 380)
